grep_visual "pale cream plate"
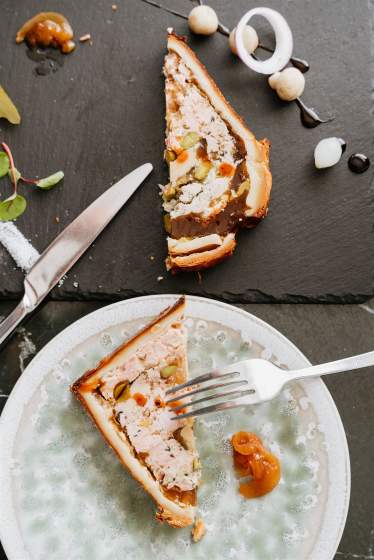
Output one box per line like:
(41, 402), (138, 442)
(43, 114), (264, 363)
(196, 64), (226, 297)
(0, 295), (350, 560)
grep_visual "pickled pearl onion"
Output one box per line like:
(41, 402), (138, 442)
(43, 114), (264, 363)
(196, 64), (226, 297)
(235, 7), (293, 75)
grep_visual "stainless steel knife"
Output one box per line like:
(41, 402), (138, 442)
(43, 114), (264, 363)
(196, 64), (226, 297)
(0, 163), (153, 346)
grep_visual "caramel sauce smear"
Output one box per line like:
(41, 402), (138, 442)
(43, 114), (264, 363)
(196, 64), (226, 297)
(16, 12), (75, 54)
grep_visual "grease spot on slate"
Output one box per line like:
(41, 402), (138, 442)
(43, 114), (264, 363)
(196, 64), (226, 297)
(26, 47), (65, 75)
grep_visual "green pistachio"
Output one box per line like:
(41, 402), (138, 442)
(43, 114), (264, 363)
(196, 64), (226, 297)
(165, 150), (176, 163)
(194, 161), (212, 181)
(237, 180), (250, 197)
(118, 385), (131, 403)
(180, 132), (200, 150)
(163, 214), (171, 233)
(163, 185), (176, 201)
(113, 381), (128, 400)
(160, 364), (177, 378)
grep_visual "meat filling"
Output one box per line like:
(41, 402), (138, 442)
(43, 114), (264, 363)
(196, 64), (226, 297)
(99, 323), (201, 493)
(162, 52), (250, 241)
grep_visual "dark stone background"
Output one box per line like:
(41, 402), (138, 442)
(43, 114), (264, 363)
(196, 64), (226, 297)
(1, 0), (374, 558)
(0, 0), (373, 302)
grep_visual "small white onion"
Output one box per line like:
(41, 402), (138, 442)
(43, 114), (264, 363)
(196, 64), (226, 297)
(235, 7), (293, 75)
(188, 5), (218, 36)
(268, 67), (305, 101)
(229, 25), (258, 56)
(314, 137), (345, 169)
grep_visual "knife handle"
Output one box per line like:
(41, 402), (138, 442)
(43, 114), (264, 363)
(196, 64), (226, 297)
(0, 297), (29, 347)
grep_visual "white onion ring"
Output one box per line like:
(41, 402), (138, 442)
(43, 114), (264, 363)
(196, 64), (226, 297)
(235, 7), (293, 75)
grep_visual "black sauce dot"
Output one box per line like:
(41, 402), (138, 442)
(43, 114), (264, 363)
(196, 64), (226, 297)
(290, 56), (310, 73)
(296, 98), (332, 129)
(348, 153), (370, 174)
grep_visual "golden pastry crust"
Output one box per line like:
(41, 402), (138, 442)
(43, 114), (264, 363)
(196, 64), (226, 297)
(167, 233), (236, 272)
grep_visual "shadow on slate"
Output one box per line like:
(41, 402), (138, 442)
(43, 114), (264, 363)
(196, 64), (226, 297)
(0, 0), (372, 303)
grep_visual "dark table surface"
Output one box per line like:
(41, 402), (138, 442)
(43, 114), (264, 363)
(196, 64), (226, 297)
(1, 1), (374, 559)
(1, 299), (374, 559)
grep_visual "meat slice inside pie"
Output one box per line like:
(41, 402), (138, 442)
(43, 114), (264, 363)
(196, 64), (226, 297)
(162, 32), (272, 272)
(71, 297), (200, 528)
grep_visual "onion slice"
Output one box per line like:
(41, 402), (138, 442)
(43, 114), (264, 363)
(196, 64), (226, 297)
(235, 7), (293, 75)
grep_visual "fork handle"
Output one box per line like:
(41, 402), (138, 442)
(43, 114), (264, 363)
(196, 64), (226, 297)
(290, 351), (374, 381)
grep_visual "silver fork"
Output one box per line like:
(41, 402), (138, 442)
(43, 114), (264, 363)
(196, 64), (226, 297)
(166, 351), (374, 420)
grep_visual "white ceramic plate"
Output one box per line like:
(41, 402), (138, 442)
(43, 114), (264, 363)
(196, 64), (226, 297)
(0, 295), (350, 560)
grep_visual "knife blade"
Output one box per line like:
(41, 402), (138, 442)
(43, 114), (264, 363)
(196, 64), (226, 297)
(0, 162), (153, 346)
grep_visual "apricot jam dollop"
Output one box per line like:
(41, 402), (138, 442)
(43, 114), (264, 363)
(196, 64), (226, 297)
(16, 12), (75, 54)
(231, 431), (281, 498)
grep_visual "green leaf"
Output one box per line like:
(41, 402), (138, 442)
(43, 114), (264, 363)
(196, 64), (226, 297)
(36, 170), (64, 190)
(0, 86), (21, 124)
(7, 167), (21, 183)
(0, 194), (27, 221)
(0, 152), (9, 178)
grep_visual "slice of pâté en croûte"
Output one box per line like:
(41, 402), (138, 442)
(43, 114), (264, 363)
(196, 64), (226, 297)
(161, 32), (272, 272)
(71, 297), (200, 528)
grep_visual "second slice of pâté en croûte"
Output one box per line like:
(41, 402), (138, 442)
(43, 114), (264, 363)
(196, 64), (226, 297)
(161, 32), (272, 272)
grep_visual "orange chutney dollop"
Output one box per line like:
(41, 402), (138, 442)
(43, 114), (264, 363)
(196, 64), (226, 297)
(231, 431), (281, 499)
(16, 12), (75, 53)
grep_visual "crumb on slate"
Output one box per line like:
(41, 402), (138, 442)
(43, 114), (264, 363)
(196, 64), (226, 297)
(149, 255), (155, 261)
(112, 4), (118, 10)
(157, 275), (164, 282)
(55, 216), (60, 223)
(79, 33), (92, 43)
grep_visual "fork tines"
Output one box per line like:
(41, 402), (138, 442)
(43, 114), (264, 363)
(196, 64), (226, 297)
(166, 370), (241, 396)
(166, 378), (247, 404)
(166, 369), (250, 420)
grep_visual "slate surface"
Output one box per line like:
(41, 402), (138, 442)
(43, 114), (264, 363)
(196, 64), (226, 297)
(1, 300), (374, 559)
(0, 0), (373, 302)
